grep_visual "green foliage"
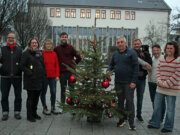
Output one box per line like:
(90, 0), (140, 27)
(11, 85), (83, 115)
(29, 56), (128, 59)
(58, 35), (123, 122)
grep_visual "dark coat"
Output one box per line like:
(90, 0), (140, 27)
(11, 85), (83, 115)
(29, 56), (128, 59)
(0, 45), (22, 77)
(20, 49), (46, 90)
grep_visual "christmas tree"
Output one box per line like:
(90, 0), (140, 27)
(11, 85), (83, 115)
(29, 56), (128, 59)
(59, 22), (123, 122)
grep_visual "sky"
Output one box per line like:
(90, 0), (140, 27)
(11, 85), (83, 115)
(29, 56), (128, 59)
(164, 0), (180, 14)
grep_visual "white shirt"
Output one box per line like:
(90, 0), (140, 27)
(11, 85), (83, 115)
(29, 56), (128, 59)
(148, 55), (163, 83)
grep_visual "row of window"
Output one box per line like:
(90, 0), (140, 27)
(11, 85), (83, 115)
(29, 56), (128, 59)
(50, 8), (136, 20)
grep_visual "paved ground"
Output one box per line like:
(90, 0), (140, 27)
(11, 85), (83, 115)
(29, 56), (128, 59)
(0, 78), (180, 135)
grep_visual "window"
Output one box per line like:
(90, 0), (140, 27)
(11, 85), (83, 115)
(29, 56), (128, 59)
(65, 9), (70, 18)
(56, 8), (61, 17)
(95, 10), (100, 19)
(80, 9), (85, 18)
(101, 10), (106, 19)
(50, 8), (55, 17)
(125, 11), (130, 20)
(71, 9), (76, 18)
(110, 10), (115, 19)
(116, 11), (121, 19)
(131, 11), (135, 20)
(86, 9), (91, 18)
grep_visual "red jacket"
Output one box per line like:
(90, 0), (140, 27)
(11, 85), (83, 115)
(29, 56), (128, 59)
(54, 44), (81, 74)
(43, 51), (60, 78)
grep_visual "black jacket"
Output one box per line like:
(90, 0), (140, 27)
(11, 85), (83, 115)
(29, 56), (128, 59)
(135, 49), (152, 80)
(0, 45), (22, 77)
(20, 49), (46, 90)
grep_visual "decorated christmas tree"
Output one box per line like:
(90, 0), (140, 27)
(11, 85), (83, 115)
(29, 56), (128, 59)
(59, 22), (123, 122)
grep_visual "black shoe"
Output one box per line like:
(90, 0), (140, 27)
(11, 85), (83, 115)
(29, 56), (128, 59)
(129, 125), (136, 131)
(136, 115), (144, 122)
(27, 118), (36, 122)
(117, 120), (126, 127)
(161, 128), (172, 133)
(14, 114), (22, 120)
(147, 125), (159, 129)
(148, 119), (152, 124)
(34, 114), (41, 120)
(2, 114), (8, 121)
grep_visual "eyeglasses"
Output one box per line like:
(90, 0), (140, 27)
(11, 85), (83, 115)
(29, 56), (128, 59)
(7, 37), (15, 39)
(31, 42), (38, 44)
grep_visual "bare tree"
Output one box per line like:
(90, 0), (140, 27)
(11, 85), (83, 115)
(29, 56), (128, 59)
(14, 0), (52, 49)
(0, 0), (26, 34)
(143, 20), (167, 47)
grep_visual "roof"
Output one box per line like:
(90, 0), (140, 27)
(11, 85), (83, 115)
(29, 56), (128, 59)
(38, 0), (171, 11)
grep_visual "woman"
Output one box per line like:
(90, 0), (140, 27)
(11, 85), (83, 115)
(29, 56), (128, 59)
(40, 40), (60, 115)
(148, 41), (180, 133)
(20, 38), (46, 122)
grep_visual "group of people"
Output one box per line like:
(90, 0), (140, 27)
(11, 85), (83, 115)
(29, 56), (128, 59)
(0, 32), (81, 122)
(0, 32), (179, 133)
(107, 37), (180, 132)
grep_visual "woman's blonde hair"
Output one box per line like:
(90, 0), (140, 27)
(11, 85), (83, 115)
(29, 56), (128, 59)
(43, 39), (54, 50)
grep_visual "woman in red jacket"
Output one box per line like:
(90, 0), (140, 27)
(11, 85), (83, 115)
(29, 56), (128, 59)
(40, 40), (60, 115)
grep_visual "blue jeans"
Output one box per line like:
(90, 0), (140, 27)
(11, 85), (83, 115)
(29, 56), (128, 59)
(40, 78), (57, 109)
(148, 82), (166, 122)
(1, 77), (22, 113)
(151, 93), (176, 131)
(136, 79), (146, 117)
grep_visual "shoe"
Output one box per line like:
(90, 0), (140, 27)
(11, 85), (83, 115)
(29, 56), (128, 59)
(14, 114), (22, 120)
(51, 108), (59, 115)
(27, 118), (36, 122)
(129, 125), (136, 131)
(2, 114), (8, 121)
(58, 108), (63, 114)
(34, 114), (41, 120)
(136, 115), (144, 122)
(43, 108), (51, 115)
(147, 125), (159, 129)
(148, 119), (152, 124)
(161, 128), (172, 133)
(117, 120), (126, 127)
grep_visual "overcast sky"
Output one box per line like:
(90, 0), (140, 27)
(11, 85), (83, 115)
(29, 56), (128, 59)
(164, 0), (180, 13)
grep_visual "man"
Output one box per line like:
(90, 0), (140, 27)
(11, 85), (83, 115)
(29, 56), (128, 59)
(133, 39), (152, 122)
(0, 32), (22, 121)
(107, 37), (139, 130)
(148, 45), (165, 123)
(54, 32), (81, 113)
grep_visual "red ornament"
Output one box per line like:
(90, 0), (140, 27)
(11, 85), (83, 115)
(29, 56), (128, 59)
(70, 75), (76, 83)
(110, 104), (116, 108)
(75, 100), (80, 104)
(84, 76), (89, 81)
(102, 81), (109, 88)
(88, 105), (93, 109)
(66, 97), (72, 104)
(107, 77), (111, 82)
(108, 113), (112, 118)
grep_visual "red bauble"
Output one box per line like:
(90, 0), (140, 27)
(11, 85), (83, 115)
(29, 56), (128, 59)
(107, 77), (111, 82)
(75, 100), (80, 104)
(110, 104), (116, 108)
(88, 105), (93, 109)
(66, 97), (72, 104)
(102, 81), (109, 88)
(108, 113), (112, 118)
(70, 75), (76, 83)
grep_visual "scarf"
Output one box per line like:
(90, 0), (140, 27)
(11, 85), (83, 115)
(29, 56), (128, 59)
(7, 42), (16, 50)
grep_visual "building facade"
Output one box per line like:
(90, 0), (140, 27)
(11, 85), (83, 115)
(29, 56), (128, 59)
(39, 0), (171, 52)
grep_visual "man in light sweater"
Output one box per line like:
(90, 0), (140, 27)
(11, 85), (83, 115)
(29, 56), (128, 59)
(148, 45), (165, 123)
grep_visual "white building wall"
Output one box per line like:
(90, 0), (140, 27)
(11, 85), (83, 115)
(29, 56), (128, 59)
(47, 7), (169, 47)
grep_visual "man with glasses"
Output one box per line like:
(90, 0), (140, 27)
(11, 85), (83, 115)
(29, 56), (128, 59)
(0, 32), (22, 121)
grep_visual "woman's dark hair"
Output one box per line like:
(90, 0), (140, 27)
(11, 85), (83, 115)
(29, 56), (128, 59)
(164, 41), (179, 59)
(28, 38), (40, 48)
